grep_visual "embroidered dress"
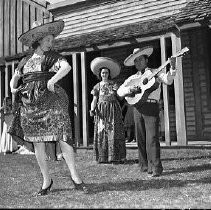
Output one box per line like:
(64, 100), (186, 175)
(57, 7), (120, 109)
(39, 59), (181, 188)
(91, 81), (126, 163)
(8, 51), (73, 159)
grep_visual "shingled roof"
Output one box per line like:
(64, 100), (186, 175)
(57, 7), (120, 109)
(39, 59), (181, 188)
(175, 0), (211, 23)
(54, 0), (211, 51)
(54, 16), (176, 51)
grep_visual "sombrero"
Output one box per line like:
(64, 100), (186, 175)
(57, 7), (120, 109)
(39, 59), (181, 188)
(90, 57), (121, 79)
(124, 46), (153, 66)
(18, 20), (64, 47)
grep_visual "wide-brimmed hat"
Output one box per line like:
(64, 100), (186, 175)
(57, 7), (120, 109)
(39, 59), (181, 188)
(90, 57), (121, 79)
(18, 20), (64, 47)
(124, 46), (153, 66)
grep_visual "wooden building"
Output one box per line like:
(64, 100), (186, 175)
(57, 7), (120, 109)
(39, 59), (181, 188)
(48, 0), (211, 147)
(1, 0), (211, 147)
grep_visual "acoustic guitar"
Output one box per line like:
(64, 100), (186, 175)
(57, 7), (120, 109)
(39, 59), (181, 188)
(125, 47), (189, 105)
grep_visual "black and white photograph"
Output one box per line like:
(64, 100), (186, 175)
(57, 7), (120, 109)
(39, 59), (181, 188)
(0, 0), (211, 208)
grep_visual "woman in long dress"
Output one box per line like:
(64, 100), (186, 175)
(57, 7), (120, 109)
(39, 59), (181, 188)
(9, 20), (88, 196)
(0, 97), (18, 154)
(90, 57), (126, 164)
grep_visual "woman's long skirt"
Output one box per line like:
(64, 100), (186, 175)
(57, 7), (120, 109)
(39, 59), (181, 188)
(0, 121), (18, 153)
(93, 99), (126, 163)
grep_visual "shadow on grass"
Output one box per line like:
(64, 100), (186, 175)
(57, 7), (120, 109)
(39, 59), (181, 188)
(49, 166), (211, 195)
(163, 163), (211, 175)
(123, 155), (211, 165)
(112, 159), (139, 164)
(110, 161), (211, 181)
(162, 155), (211, 161)
(51, 188), (75, 194)
(126, 160), (211, 176)
(82, 176), (211, 194)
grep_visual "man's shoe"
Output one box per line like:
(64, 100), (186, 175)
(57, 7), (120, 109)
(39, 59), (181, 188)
(151, 168), (163, 177)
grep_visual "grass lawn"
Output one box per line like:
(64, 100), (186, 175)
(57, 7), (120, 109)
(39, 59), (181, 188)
(0, 147), (211, 209)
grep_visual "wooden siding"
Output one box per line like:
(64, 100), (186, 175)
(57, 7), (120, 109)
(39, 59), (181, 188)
(181, 28), (211, 140)
(0, 1), (3, 56)
(192, 29), (211, 138)
(169, 107), (176, 141)
(52, 0), (188, 38)
(0, 0), (50, 58)
(181, 31), (197, 139)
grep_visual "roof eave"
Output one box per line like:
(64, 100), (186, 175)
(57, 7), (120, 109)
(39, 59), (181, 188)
(47, 0), (86, 11)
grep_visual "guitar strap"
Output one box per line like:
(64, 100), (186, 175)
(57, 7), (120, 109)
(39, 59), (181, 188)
(149, 68), (160, 91)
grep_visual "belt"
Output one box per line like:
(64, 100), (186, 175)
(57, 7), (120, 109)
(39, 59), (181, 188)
(22, 71), (56, 84)
(146, 99), (158, 103)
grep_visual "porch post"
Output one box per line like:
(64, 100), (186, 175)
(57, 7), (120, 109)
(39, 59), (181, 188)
(171, 32), (187, 145)
(160, 36), (171, 145)
(11, 61), (15, 102)
(5, 64), (9, 97)
(0, 67), (2, 138)
(72, 53), (81, 147)
(80, 52), (89, 147)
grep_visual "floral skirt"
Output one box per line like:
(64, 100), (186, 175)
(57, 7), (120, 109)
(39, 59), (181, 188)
(93, 99), (126, 163)
(8, 77), (74, 160)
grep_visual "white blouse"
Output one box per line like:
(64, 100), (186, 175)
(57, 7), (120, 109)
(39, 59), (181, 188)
(23, 53), (61, 74)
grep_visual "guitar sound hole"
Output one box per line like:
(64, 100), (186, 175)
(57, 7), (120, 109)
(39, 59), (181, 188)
(143, 78), (148, 85)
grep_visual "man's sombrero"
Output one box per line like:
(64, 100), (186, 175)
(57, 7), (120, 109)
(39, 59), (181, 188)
(90, 57), (121, 79)
(18, 20), (64, 47)
(124, 46), (153, 66)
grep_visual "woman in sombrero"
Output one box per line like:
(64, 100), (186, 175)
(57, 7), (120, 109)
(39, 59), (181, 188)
(9, 20), (88, 195)
(90, 57), (126, 164)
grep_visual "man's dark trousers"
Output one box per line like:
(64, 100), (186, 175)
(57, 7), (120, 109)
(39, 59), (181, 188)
(133, 106), (163, 173)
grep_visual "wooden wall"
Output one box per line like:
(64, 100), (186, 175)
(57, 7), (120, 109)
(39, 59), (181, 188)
(51, 0), (188, 38)
(0, 0), (50, 59)
(181, 28), (211, 140)
(91, 28), (211, 142)
(180, 31), (197, 139)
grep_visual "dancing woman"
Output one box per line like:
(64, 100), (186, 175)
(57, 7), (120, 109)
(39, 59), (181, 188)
(9, 20), (88, 196)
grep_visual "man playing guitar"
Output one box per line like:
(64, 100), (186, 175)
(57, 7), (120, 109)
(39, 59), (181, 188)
(117, 46), (176, 177)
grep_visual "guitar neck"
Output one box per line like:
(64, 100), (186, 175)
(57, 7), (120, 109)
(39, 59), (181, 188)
(148, 59), (170, 80)
(147, 47), (189, 80)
